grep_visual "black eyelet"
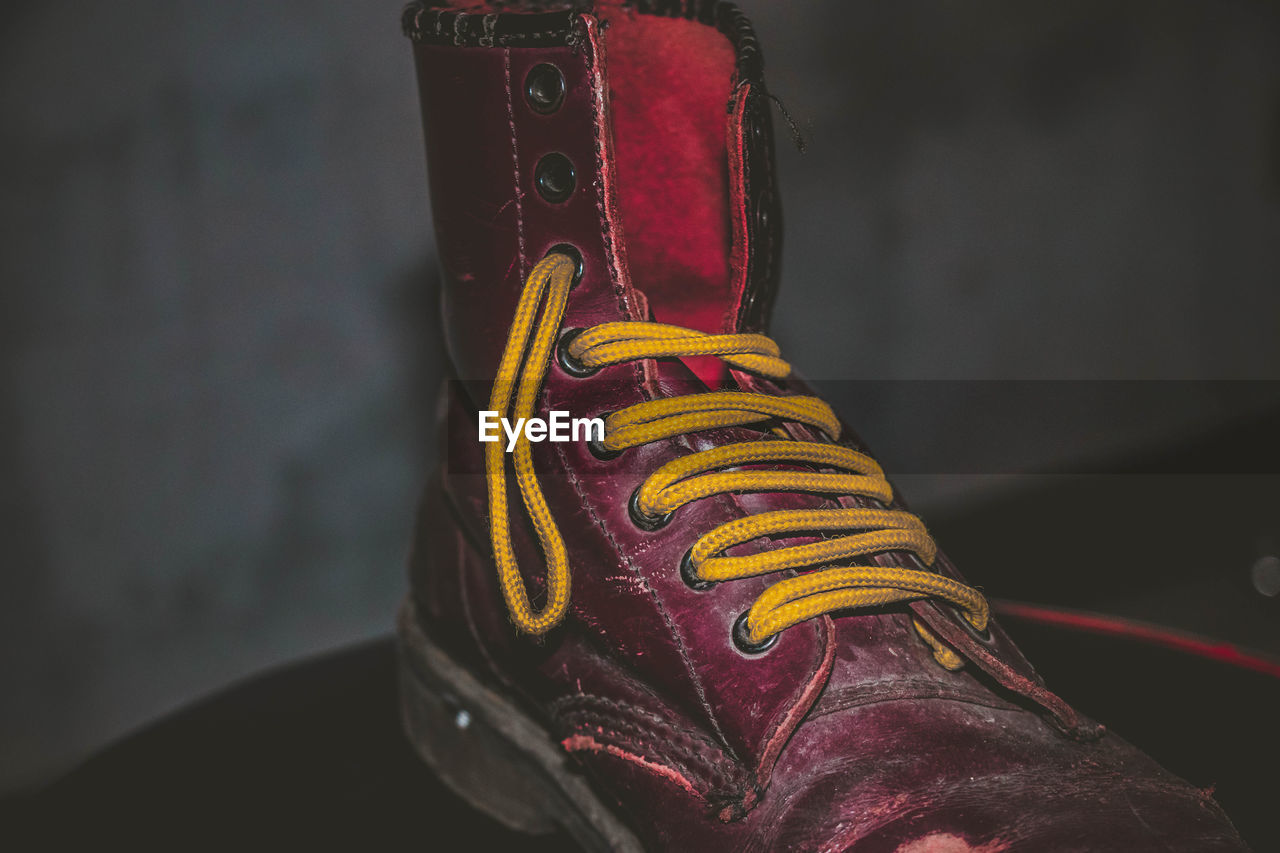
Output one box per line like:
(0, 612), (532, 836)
(956, 609), (995, 645)
(557, 328), (596, 378)
(535, 153), (575, 204)
(732, 612), (777, 655)
(680, 549), (714, 591)
(545, 243), (584, 285)
(628, 488), (672, 531)
(524, 63), (565, 114)
(587, 419), (621, 461)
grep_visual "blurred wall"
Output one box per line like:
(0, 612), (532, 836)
(0, 0), (435, 787)
(2, 0), (1278, 790)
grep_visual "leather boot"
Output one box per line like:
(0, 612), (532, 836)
(397, 2), (1249, 849)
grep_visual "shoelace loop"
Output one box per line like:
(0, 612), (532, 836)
(486, 254), (989, 664)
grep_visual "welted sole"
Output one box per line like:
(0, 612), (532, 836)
(396, 598), (644, 852)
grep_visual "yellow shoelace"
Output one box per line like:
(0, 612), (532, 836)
(486, 254), (989, 664)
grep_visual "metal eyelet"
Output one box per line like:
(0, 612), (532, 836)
(628, 488), (672, 531)
(535, 153), (575, 204)
(732, 612), (778, 655)
(680, 549), (714, 591)
(587, 419), (621, 461)
(545, 243), (584, 285)
(956, 609), (995, 646)
(557, 328), (597, 378)
(524, 63), (565, 114)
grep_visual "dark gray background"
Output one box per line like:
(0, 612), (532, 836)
(2, 0), (1278, 792)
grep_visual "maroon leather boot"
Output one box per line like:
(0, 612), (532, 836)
(397, 2), (1249, 850)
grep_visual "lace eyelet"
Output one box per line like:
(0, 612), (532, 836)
(955, 609), (995, 646)
(544, 243), (584, 285)
(535, 154), (576, 204)
(557, 328), (597, 378)
(628, 488), (672, 531)
(732, 612), (778, 655)
(679, 549), (714, 591)
(587, 421), (621, 461)
(524, 63), (565, 114)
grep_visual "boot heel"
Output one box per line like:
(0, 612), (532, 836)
(396, 599), (642, 850)
(396, 599), (560, 834)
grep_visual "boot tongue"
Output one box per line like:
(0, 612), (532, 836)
(602, 8), (740, 385)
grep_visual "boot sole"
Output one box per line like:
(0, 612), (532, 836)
(396, 598), (644, 851)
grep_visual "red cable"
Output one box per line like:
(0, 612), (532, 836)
(990, 599), (1280, 680)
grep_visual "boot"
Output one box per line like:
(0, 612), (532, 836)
(397, 2), (1249, 849)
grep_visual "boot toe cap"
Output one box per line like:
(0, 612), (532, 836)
(759, 701), (1247, 852)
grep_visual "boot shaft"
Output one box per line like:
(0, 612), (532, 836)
(404, 1), (782, 381)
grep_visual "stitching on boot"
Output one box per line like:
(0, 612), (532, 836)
(502, 48), (529, 281)
(560, 713), (737, 792)
(561, 734), (707, 802)
(553, 694), (743, 786)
